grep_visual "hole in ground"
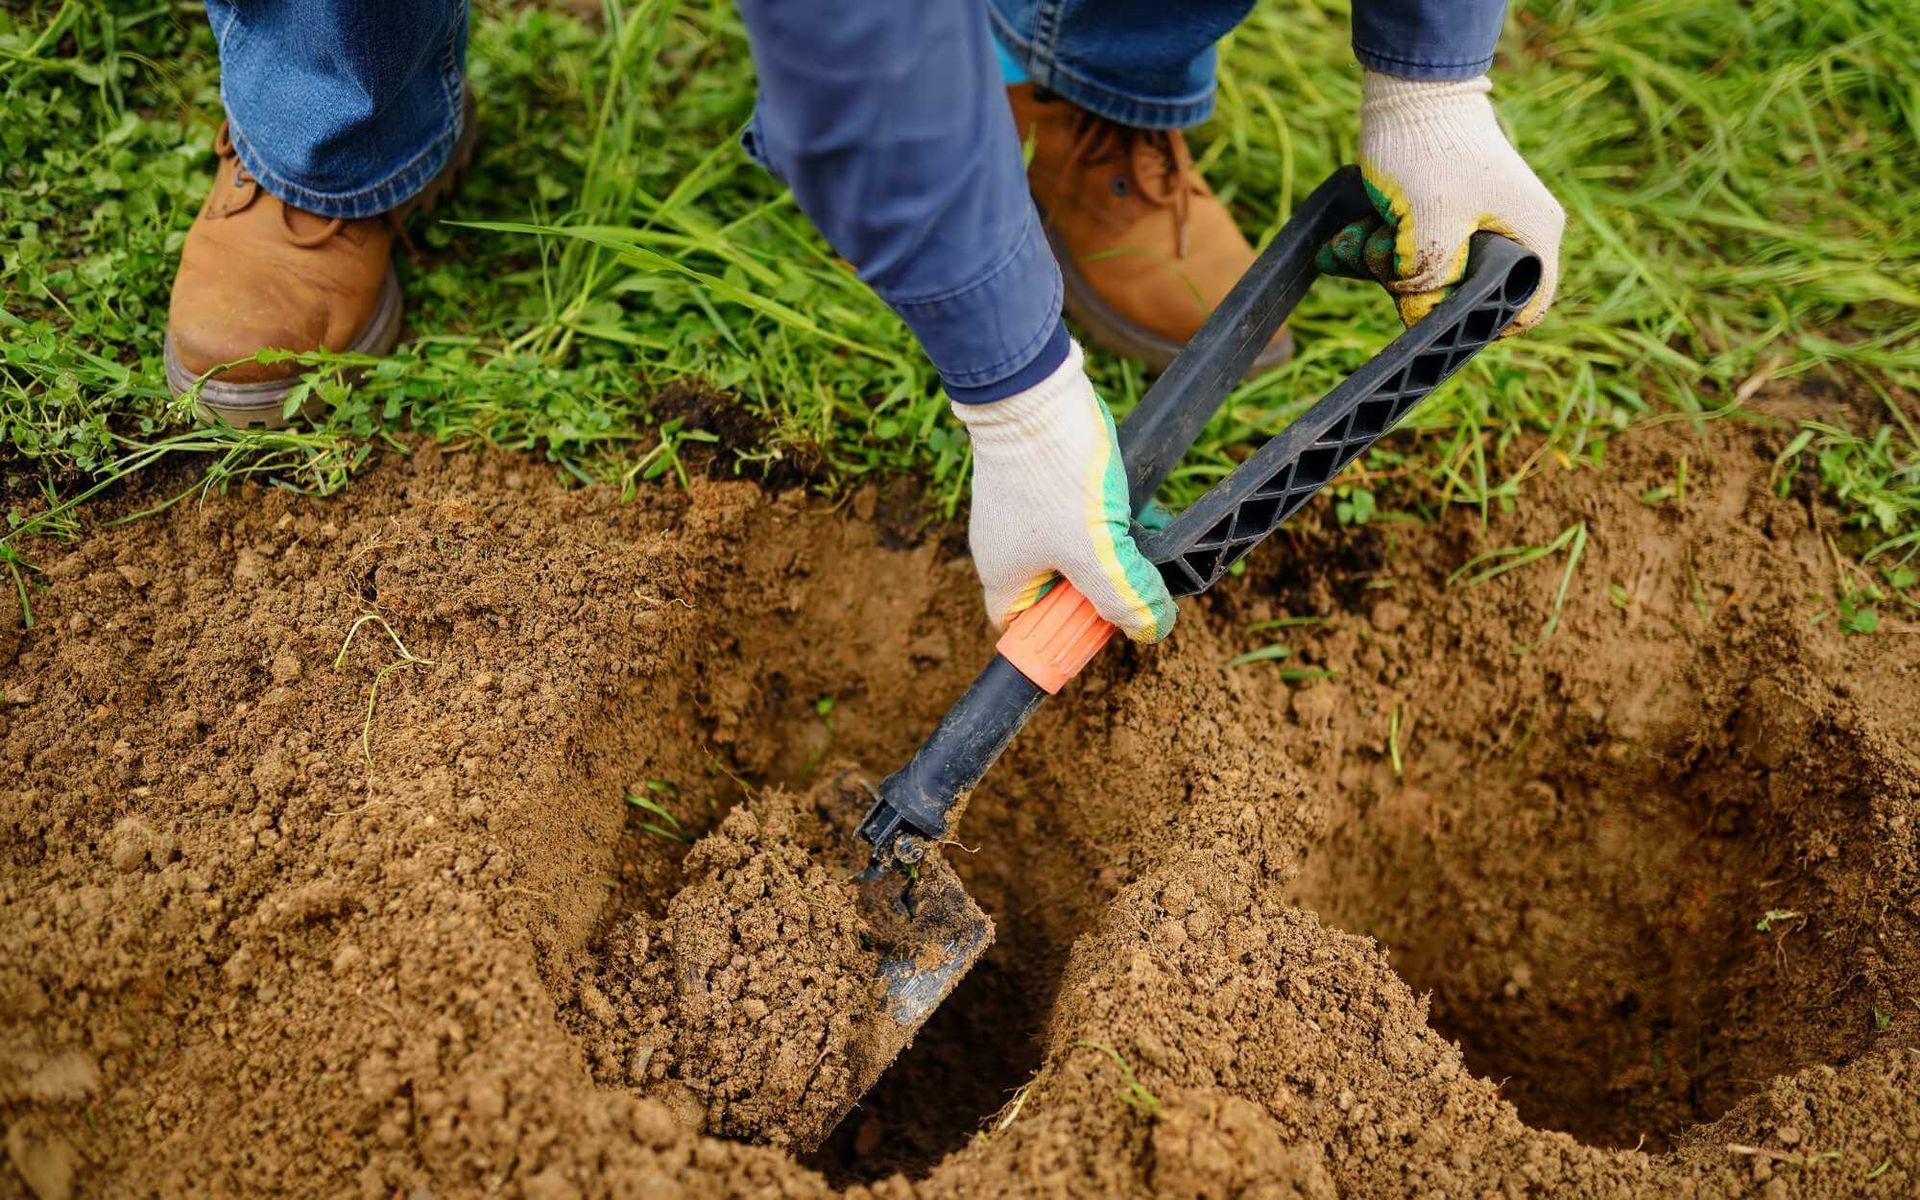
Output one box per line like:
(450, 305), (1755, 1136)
(804, 946), (1052, 1184)
(553, 522), (1116, 1181)
(1289, 696), (1898, 1151)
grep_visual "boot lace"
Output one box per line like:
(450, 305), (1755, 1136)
(215, 119), (350, 249)
(1060, 112), (1204, 257)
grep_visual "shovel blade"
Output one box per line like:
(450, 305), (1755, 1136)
(864, 855), (993, 1040)
(804, 853), (992, 1150)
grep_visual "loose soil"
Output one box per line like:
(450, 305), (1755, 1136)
(4, 399), (1917, 1199)
(577, 784), (890, 1153)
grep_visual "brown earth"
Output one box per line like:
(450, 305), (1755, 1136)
(576, 787), (887, 1152)
(3, 402), (1917, 1199)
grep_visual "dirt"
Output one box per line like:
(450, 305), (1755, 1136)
(572, 789), (886, 1151)
(3, 398), (1918, 1199)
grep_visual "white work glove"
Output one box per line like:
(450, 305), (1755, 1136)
(951, 341), (1176, 643)
(1318, 71), (1565, 333)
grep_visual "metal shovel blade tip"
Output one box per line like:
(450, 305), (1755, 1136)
(804, 853), (992, 1150)
(865, 857), (992, 1031)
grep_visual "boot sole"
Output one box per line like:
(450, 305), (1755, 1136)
(1048, 227), (1295, 378)
(166, 90), (481, 430)
(165, 266), (405, 429)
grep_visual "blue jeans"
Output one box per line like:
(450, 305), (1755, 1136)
(990, 0), (1506, 129)
(206, 0), (469, 220)
(737, 0), (1070, 402)
(742, 0), (1507, 402)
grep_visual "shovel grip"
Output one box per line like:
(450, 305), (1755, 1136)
(1134, 230), (1541, 597)
(996, 584), (1117, 695)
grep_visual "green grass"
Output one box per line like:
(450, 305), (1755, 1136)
(3, 0), (1917, 600)
(1447, 519), (1589, 651)
(332, 611), (436, 771)
(625, 782), (690, 842)
(1074, 1040), (1162, 1117)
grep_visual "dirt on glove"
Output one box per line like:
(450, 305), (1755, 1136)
(3, 387), (1918, 1199)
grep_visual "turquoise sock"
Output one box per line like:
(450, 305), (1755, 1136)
(994, 39), (1029, 86)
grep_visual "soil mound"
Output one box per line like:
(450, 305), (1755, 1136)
(575, 790), (885, 1150)
(3, 408), (1917, 1198)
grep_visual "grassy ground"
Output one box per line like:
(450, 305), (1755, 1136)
(3, 0), (1917, 614)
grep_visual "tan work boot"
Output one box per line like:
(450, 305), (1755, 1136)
(1007, 84), (1291, 375)
(164, 95), (478, 428)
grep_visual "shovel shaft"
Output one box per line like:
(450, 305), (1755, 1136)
(856, 654), (1046, 858)
(859, 582), (1114, 860)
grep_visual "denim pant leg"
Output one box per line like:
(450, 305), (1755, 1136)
(205, 0), (469, 219)
(737, 0), (1068, 400)
(988, 0), (1253, 129)
(989, 0), (1509, 130)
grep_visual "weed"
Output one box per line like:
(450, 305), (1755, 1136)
(1, 542), (33, 625)
(1638, 455), (1689, 506)
(799, 694), (838, 777)
(1756, 908), (1804, 933)
(994, 1081), (1033, 1134)
(1448, 520), (1589, 651)
(332, 613), (435, 770)
(1075, 1041), (1161, 1118)
(1246, 614), (1325, 632)
(1334, 485), (1376, 525)
(1277, 668), (1342, 682)
(1776, 419), (1920, 563)
(1881, 561), (1918, 600)
(1226, 643), (1293, 668)
(1839, 591), (1882, 634)
(1815, 532), (1902, 633)
(1728, 1144), (1842, 1169)
(625, 780), (688, 842)
(1388, 702), (1404, 776)
(620, 416), (720, 496)
(1504, 702), (1543, 771)
(1524, 523), (1588, 651)
(1685, 551), (1712, 624)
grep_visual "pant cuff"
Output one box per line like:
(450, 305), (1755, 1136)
(1353, 46), (1495, 81)
(948, 320), (1070, 404)
(989, 14), (1215, 130)
(888, 217), (1066, 394)
(222, 95), (466, 220)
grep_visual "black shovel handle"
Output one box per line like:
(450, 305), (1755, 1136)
(1117, 165), (1378, 504)
(1130, 167), (1541, 593)
(857, 166), (1540, 864)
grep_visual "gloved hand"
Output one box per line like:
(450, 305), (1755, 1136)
(951, 341), (1176, 643)
(1317, 71), (1565, 334)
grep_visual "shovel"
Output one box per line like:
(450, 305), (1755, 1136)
(824, 165), (1540, 1142)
